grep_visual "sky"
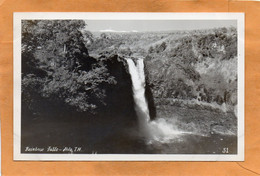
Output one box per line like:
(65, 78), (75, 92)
(85, 20), (237, 32)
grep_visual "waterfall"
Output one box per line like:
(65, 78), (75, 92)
(126, 58), (151, 137)
(126, 58), (188, 143)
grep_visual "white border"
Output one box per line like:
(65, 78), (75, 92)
(13, 12), (244, 161)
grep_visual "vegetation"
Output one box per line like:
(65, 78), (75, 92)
(21, 22), (238, 153)
(88, 27), (237, 113)
(146, 28), (237, 112)
(22, 20), (116, 113)
(22, 23), (237, 115)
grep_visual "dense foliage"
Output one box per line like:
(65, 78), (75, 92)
(22, 20), (116, 113)
(145, 27), (237, 111)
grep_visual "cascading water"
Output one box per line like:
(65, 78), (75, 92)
(126, 58), (151, 138)
(126, 58), (188, 143)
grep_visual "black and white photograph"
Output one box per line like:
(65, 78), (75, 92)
(13, 13), (244, 161)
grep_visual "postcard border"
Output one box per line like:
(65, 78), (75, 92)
(13, 12), (244, 161)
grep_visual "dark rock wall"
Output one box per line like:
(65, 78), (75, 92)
(98, 55), (138, 128)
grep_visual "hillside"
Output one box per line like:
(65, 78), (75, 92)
(87, 27), (237, 115)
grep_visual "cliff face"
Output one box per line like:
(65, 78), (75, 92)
(97, 54), (138, 128)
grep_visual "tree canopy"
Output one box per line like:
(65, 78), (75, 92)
(22, 20), (116, 112)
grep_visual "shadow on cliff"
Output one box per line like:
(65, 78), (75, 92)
(98, 55), (138, 129)
(145, 83), (157, 120)
(143, 60), (157, 120)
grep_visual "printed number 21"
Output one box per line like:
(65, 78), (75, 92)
(222, 148), (229, 153)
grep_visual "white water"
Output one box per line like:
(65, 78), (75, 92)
(126, 59), (151, 138)
(126, 58), (188, 143)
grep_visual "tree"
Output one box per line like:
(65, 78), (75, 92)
(22, 20), (116, 112)
(82, 30), (94, 45)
